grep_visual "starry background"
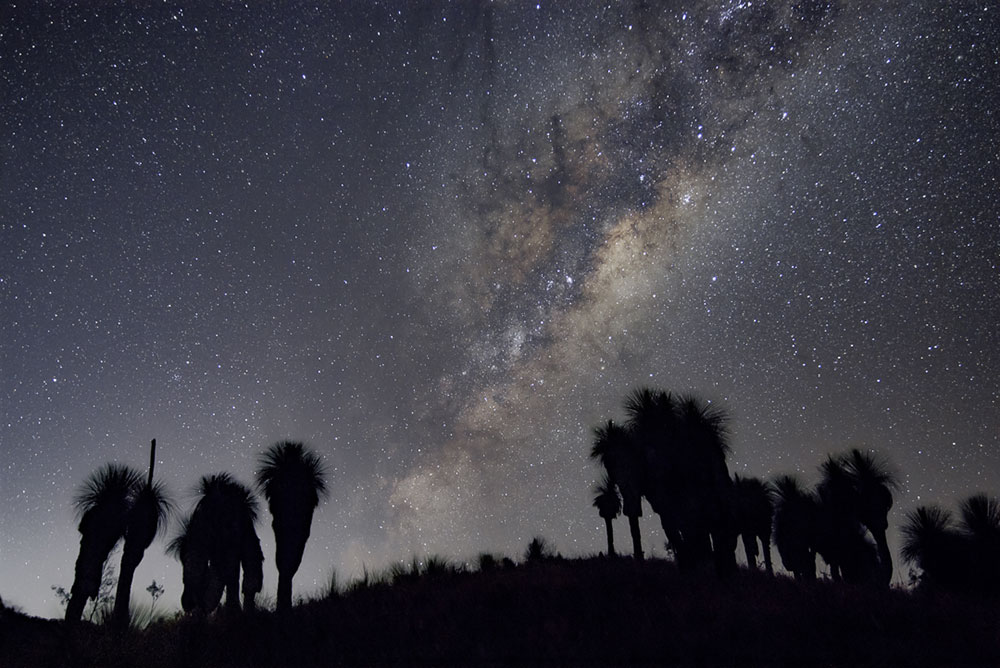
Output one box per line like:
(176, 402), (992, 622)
(1, 1), (997, 618)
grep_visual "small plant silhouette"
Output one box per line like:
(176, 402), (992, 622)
(146, 580), (164, 604)
(524, 536), (555, 562)
(51, 585), (71, 609)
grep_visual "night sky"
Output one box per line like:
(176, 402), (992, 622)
(2, 1), (998, 618)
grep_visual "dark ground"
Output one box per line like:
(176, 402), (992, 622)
(2, 557), (999, 667)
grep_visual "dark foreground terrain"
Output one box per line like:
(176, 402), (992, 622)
(2, 557), (999, 667)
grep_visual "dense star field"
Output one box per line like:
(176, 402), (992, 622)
(2, 1), (997, 618)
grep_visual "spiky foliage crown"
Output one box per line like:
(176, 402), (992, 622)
(256, 441), (328, 506)
(675, 393), (730, 456)
(772, 474), (814, 506)
(958, 493), (1000, 539)
(73, 463), (143, 518)
(841, 448), (899, 489)
(589, 420), (631, 464)
(195, 472), (260, 523)
(818, 454), (850, 482)
(623, 388), (681, 450)
(592, 474), (622, 518)
(901, 505), (955, 565)
(623, 387), (675, 426)
(733, 473), (775, 501)
(816, 455), (854, 502)
(130, 479), (174, 538)
(166, 514), (192, 560)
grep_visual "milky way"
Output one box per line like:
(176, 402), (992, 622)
(2, 1), (998, 617)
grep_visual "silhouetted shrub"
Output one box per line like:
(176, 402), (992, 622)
(524, 536), (556, 562)
(476, 552), (499, 572)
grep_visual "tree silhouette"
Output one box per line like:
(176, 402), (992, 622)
(256, 441), (327, 611)
(813, 450), (896, 586)
(590, 419), (644, 560)
(627, 389), (736, 574)
(841, 449), (898, 586)
(902, 494), (1000, 594)
(169, 473), (262, 613)
(958, 493), (1000, 592)
(592, 474), (621, 557)
(772, 474), (818, 581)
(673, 394), (737, 575)
(814, 455), (858, 582)
(622, 388), (675, 560)
(732, 474), (774, 574)
(66, 464), (143, 622)
(901, 504), (965, 591)
(524, 535), (556, 562)
(112, 440), (171, 628)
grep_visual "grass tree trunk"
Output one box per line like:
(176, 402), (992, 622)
(628, 514), (643, 561)
(274, 526), (298, 612)
(66, 590), (87, 623)
(874, 530), (892, 587)
(805, 549), (817, 581)
(113, 548), (142, 628)
(604, 517), (616, 557)
(223, 559), (242, 611)
(741, 535), (757, 569)
(274, 514), (313, 612)
(241, 526), (264, 612)
(112, 440), (158, 628)
(274, 532), (306, 611)
(762, 537), (774, 575)
(66, 531), (114, 622)
(277, 571), (293, 611)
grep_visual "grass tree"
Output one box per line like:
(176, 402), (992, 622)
(256, 441), (327, 611)
(772, 474), (818, 581)
(590, 419), (644, 560)
(113, 440), (171, 628)
(841, 448), (898, 586)
(66, 464), (143, 622)
(592, 475), (621, 557)
(901, 504), (962, 590)
(170, 473), (262, 613)
(625, 388), (736, 574)
(732, 474), (774, 573)
(958, 493), (1000, 591)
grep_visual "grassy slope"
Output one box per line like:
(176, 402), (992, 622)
(2, 557), (999, 667)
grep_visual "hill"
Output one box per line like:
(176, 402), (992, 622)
(2, 557), (999, 666)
